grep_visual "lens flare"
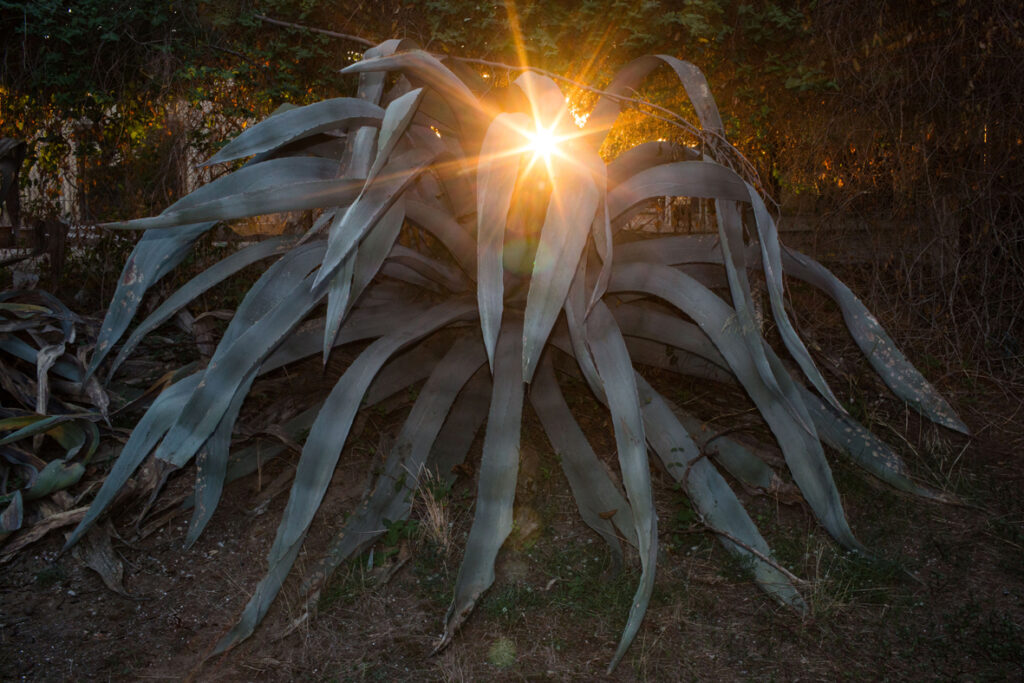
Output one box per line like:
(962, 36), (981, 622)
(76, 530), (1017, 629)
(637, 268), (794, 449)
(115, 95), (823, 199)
(527, 126), (560, 161)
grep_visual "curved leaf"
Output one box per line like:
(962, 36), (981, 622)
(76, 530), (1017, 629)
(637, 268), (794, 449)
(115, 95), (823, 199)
(24, 460), (85, 501)
(476, 112), (530, 368)
(440, 318), (524, 649)
(152, 243), (328, 468)
(366, 88), (425, 184)
(314, 149), (434, 289)
(531, 353), (637, 562)
(428, 368), (492, 480)
(746, 186), (841, 410)
(107, 161), (360, 231)
(522, 145), (602, 382)
(405, 199), (476, 274)
(302, 334), (486, 596)
(341, 51), (479, 134)
(107, 237), (292, 378)
(64, 373), (203, 550)
(205, 98), (384, 166)
(584, 302), (657, 672)
(609, 263), (862, 550)
(88, 222), (211, 379)
(607, 160), (749, 221)
(215, 298), (475, 653)
(634, 374), (805, 609)
(780, 247), (968, 434)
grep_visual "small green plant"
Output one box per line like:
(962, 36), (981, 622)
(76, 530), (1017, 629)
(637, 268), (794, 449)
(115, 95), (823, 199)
(65, 39), (966, 672)
(487, 636), (517, 669)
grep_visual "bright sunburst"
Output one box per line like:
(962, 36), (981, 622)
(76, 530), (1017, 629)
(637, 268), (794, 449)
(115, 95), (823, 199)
(526, 125), (561, 161)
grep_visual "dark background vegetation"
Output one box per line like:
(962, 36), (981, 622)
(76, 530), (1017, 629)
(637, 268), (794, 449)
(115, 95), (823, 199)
(2, 0), (1021, 368)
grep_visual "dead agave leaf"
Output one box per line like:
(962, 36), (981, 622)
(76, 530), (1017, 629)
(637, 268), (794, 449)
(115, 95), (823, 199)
(70, 520), (128, 595)
(0, 506), (87, 563)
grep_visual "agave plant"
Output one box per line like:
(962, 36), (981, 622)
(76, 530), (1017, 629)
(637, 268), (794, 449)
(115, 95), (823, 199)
(65, 40), (966, 670)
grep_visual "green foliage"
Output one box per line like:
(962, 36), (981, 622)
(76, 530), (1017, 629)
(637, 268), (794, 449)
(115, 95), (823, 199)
(69, 37), (964, 672)
(0, 0), (204, 111)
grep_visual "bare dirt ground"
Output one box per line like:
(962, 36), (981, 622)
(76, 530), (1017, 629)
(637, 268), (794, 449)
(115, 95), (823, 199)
(2, 279), (1023, 681)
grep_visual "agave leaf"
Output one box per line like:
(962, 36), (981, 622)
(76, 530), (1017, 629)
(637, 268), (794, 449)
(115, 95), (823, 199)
(46, 420), (88, 460)
(797, 380), (947, 499)
(441, 318), (523, 649)
(107, 161), (361, 231)
(0, 414), (76, 447)
(563, 258), (603, 394)
(476, 112), (531, 368)
(531, 353), (637, 563)
(24, 459), (85, 501)
(261, 300), (423, 375)
(363, 341), (443, 406)
(622, 336), (735, 384)
(341, 51), (479, 133)
(522, 145), (602, 382)
(0, 302), (50, 316)
(616, 235), (964, 434)
(380, 262), (443, 292)
(675, 409), (781, 493)
(341, 40), (416, 171)
(606, 342), (781, 492)
(182, 406), (322, 512)
(366, 88), (425, 184)
(606, 161), (749, 221)
(214, 531), (305, 653)
(0, 414), (95, 461)
(615, 233), (721, 266)
(87, 223), (212, 379)
(617, 301), (935, 499)
(609, 263), (862, 550)
(314, 148), (434, 289)
(610, 302), (726, 367)
(350, 186), (408, 299)
(322, 254), (356, 361)
(745, 187), (842, 410)
(601, 310), (781, 493)
(585, 55), (723, 148)
(607, 141), (701, 185)
(303, 334), (486, 595)
(428, 367), (492, 480)
(0, 336), (80, 382)
(183, 369), (253, 547)
(712, 198), (796, 422)
(64, 373), (203, 549)
(152, 266), (323, 468)
(216, 298), (475, 653)
(88, 157), (344, 377)
(780, 248), (968, 434)
(513, 71), (566, 125)
(405, 199), (476, 274)
(152, 242), (328, 466)
(634, 374), (805, 609)
(587, 198), (615, 312)
(0, 490), (23, 540)
(107, 237), (292, 378)
(223, 241), (327, 344)
(584, 302), (657, 672)
(387, 245), (469, 292)
(204, 98), (384, 166)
